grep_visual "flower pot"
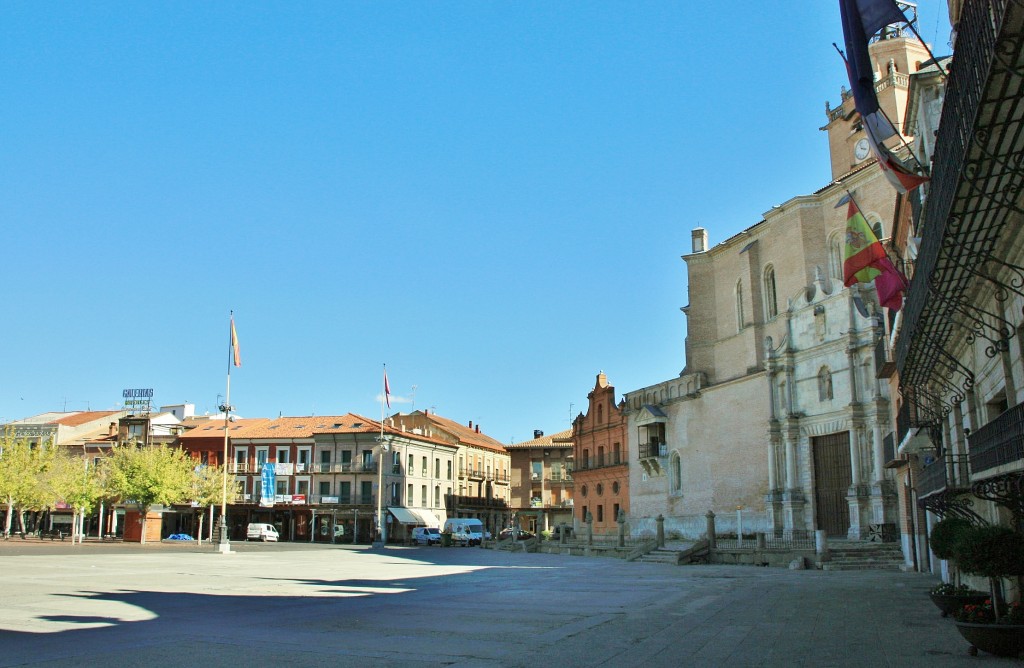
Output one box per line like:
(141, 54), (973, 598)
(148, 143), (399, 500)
(954, 621), (1024, 657)
(929, 591), (989, 618)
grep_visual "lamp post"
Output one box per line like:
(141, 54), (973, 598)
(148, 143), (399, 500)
(218, 400), (233, 554)
(373, 435), (389, 548)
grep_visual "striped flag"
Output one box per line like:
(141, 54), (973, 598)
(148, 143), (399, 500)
(230, 316), (241, 367)
(842, 198), (907, 310)
(839, 0), (928, 193)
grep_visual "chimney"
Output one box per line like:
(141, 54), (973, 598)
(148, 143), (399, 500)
(468, 420), (473, 429)
(475, 424), (480, 433)
(692, 227), (708, 253)
(108, 422), (117, 437)
(534, 429), (544, 439)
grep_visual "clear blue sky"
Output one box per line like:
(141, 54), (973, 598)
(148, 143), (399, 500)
(0, 3), (950, 442)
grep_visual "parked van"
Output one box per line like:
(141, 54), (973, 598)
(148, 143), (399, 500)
(247, 523), (279, 542)
(442, 518), (485, 546)
(412, 527), (441, 545)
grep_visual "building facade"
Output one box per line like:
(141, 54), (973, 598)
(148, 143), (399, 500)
(572, 372), (628, 535)
(622, 34), (931, 542)
(507, 429), (574, 535)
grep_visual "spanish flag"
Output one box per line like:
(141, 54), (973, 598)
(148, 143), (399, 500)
(842, 199), (906, 311)
(230, 316), (241, 367)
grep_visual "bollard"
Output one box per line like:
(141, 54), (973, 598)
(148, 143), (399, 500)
(586, 511), (594, 546)
(559, 522), (567, 545)
(617, 509), (626, 548)
(656, 514), (665, 548)
(705, 510), (716, 550)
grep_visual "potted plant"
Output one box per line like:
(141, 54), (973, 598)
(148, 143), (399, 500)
(951, 525), (1024, 657)
(927, 517), (988, 617)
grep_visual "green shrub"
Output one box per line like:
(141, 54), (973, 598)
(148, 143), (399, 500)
(954, 525), (1024, 579)
(930, 517), (973, 561)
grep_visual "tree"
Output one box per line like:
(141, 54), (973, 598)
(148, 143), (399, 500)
(955, 525), (1024, 619)
(42, 449), (106, 544)
(190, 463), (236, 543)
(0, 430), (56, 537)
(102, 443), (194, 544)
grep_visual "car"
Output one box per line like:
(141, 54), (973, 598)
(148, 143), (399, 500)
(498, 528), (535, 541)
(412, 527), (441, 545)
(246, 523), (279, 542)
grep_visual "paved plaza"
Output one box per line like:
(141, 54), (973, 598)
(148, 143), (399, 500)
(0, 540), (1013, 667)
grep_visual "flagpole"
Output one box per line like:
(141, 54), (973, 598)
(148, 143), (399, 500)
(374, 364), (387, 548)
(218, 312), (235, 554)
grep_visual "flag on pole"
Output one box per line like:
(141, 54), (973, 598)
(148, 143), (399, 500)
(842, 198), (907, 310)
(230, 316), (242, 367)
(838, 0), (929, 193)
(383, 367), (391, 408)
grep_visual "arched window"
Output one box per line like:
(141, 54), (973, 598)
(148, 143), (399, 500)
(735, 280), (745, 331)
(763, 265), (778, 319)
(669, 451), (682, 495)
(869, 217), (885, 241)
(818, 366), (834, 401)
(828, 232), (844, 281)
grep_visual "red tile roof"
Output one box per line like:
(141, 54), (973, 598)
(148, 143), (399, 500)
(178, 418), (271, 439)
(52, 411), (122, 427)
(419, 412), (508, 453)
(507, 429), (573, 449)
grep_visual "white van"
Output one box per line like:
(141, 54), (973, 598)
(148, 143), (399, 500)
(247, 523), (279, 542)
(412, 527), (440, 545)
(443, 518), (485, 546)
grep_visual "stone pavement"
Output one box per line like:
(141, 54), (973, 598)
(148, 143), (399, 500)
(0, 539), (1014, 667)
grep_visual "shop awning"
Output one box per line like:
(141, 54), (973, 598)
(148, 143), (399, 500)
(388, 507), (423, 525)
(388, 507), (439, 526)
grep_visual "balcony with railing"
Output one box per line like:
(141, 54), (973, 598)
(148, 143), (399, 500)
(916, 454), (971, 498)
(968, 401), (1024, 477)
(896, 0), (1024, 425)
(639, 442), (668, 460)
(576, 452), (625, 471)
(444, 494), (509, 511)
(308, 493), (376, 506)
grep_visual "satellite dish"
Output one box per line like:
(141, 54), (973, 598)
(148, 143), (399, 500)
(853, 293), (870, 318)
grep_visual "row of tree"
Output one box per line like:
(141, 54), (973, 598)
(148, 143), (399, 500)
(0, 430), (236, 543)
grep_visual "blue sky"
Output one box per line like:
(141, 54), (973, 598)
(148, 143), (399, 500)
(0, 3), (950, 443)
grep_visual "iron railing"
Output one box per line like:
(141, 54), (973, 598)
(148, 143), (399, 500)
(638, 442), (667, 459)
(896, 0), (1024, 426)
(968, 400), (1024, 475)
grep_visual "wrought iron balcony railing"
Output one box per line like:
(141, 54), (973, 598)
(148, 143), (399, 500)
(968, 400), (1024, 475)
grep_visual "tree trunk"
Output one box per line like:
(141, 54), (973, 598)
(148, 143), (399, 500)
(139, 508), (148, 545)
(4, 499), (12, 537)
(198, 513), (205, 544)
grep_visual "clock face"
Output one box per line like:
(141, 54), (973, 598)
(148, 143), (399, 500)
(855, 138), (871, 161)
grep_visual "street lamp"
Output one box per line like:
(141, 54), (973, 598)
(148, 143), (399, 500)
(373, 435), (389, 548)
(218, 401), (233, 554)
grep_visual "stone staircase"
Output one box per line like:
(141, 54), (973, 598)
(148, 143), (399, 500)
(636, 548), (682, 565)
(821, 541), (905, 571)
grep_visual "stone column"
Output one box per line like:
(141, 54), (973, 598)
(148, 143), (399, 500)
(585, 511), (593, 546)
(656, 514), (665, 548)
(704, 511), (716, 550)
(871, 423), (885, 483)
(617, 509), (626, 548)
(768, 435), (779, 490)
(848, 428), (861, 485)
(784, 433), (798, 489)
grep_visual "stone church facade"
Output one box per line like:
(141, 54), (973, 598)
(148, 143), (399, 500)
(624, 35), (930, 541)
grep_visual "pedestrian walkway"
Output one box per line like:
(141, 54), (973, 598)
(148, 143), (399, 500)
(0, 542), (1014, 666)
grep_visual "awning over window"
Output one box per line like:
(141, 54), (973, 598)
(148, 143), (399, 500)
(388, 507), (438, 526)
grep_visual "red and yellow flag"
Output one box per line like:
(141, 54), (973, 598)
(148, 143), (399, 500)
(842, 199), (906, 311)
(230, 317), (241, 367)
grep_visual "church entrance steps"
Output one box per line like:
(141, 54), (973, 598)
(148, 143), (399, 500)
(821, 541), (904, 571)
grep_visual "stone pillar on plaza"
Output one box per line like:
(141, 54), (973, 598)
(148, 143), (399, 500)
(585, 510), (593, 546)
(704, 511), (715, 550)
(656, 514), (665, 548)
(616, 509), (626, 548)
